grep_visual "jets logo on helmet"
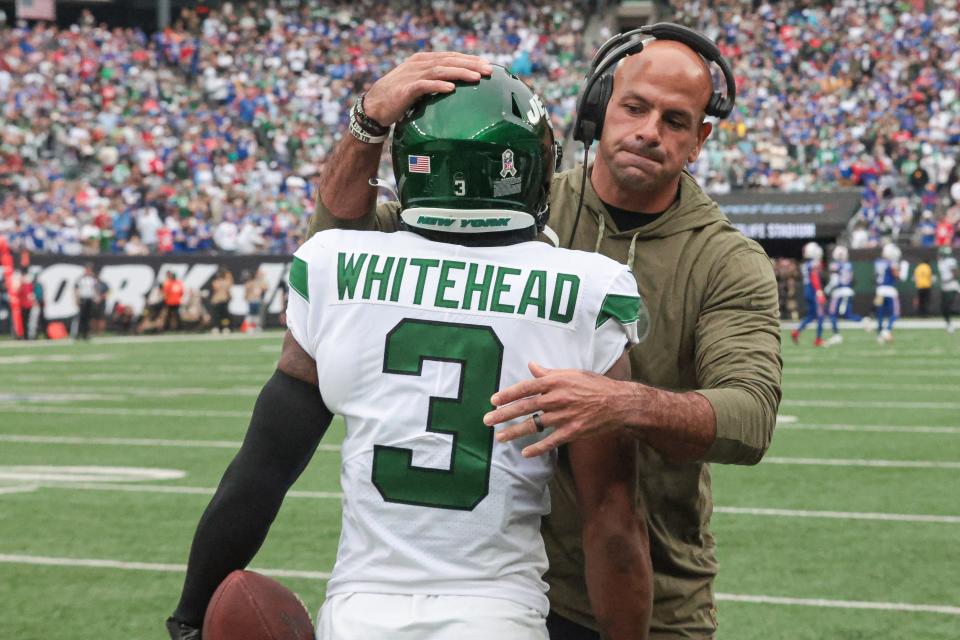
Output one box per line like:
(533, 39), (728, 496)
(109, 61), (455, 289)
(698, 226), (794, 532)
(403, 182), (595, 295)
(391, 65), (559, 235)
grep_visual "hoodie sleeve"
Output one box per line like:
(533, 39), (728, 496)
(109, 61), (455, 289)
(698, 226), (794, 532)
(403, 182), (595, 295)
(694, 247), (783, 465)
(308, 196), (400, 237)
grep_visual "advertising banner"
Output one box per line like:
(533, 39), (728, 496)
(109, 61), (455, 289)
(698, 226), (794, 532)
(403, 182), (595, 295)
(23, 254), (292, 326)
(716, 190), (862, 241)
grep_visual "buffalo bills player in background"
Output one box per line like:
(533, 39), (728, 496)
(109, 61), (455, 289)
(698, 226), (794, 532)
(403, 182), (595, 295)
(874, 243), (902, 344)
(791, 242), (826, 347)
(824, 244), (860, 346)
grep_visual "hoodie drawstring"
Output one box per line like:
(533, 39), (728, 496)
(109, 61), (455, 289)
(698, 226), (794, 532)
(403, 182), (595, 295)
(593, 213), (641, 271)
(593, 214), (605, 253)
(627, 231), (641, 272)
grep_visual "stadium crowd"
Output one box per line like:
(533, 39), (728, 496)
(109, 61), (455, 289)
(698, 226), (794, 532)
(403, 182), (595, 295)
(0, 0), (958, 255)
(678, 0), (960, 246)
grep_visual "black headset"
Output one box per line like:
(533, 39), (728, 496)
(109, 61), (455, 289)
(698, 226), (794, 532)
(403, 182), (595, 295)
(572, 22), (737, 145)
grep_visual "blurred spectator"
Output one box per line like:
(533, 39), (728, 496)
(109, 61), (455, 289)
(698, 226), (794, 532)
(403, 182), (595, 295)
(136, 284), (166, 334)
(162, 270), (185, 332)
(180, 287), (212, 331)
(30, 271), (46, 339)
(74, 263), (99, 340)
(16, 270), (35, 340)
(935, 215), (955, 247)
(242, 267), (268, 333)
(916, 211), (937, 247)
(92, 274), (110, 335)
(0, 275), (9, 337)
(773, 257), (800, 320)
(112, 302), (136, 334)
(209, 266), (233, 334)
(124, 234), (150, 256)
(914, 260), (933, 317)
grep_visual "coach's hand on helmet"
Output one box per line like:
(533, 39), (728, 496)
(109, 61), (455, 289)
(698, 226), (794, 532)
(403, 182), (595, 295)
(484, 362), (633, 458)
(363, 52), (493, 127)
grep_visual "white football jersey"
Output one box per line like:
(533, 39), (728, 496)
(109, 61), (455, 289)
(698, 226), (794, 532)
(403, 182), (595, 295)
(938, 256), (960, 292)
(286, 229), (645, 616)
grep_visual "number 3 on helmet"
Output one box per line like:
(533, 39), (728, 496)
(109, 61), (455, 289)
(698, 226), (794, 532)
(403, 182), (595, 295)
(391, 65), (560, 235)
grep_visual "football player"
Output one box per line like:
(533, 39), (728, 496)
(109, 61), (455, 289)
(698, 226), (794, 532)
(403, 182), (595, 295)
(824, 244), (860, 345)
(791, 242), (826, 346)
(874, 242), (902, 343)
(167, 67), (651, 640)
(937, 245), (959, 333)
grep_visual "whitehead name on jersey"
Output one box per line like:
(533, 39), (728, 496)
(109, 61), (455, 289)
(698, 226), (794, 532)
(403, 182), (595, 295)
(286, 229), (646, 616)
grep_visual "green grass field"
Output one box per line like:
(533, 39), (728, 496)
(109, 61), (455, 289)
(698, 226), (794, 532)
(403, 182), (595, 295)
(1, 328), (958, 639)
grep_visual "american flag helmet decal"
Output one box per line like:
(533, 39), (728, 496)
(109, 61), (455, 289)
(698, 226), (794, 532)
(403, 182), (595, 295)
(408, 155), (431, 174)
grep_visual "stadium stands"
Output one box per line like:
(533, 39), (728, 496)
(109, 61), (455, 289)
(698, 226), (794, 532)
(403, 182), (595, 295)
(0, 0), (958, 254)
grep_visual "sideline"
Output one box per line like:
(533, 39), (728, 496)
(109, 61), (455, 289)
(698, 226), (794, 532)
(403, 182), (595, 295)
(0, 331), (283, 349)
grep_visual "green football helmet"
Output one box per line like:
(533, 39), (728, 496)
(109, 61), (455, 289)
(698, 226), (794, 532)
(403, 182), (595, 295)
(391, 65), (559, 235)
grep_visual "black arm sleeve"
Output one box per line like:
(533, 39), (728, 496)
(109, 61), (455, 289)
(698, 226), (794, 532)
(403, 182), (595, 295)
(170, 369), (333, 627)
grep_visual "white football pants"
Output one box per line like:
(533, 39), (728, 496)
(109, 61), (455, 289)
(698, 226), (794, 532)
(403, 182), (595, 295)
(316, 592), (548, 639)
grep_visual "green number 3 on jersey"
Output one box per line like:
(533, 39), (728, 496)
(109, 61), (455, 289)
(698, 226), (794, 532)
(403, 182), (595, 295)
(372, 319), (504, 510)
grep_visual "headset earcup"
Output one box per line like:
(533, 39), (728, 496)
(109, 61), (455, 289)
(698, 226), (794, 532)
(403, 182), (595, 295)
(706, 93), (732, 119)
(706, 92), (721, 118)
(592, 72), (614, 142)
(573, 78), (601, 143)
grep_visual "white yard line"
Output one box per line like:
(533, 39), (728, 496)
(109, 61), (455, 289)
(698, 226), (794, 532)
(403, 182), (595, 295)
(0, 554), (330, 580)
(0, 353), (115, 365)
(784, 381), (960, 392)
(39, 482), (343, 499)
(713, 507), (960, 524)
(764, 456), (960, 470)
(789, 357), (959, 367)
(780, 423), (960, 435)
(0, 406), (250, 418)
(714, 593), (960, 616)
(30, 484), (960, 525)
(0, 434), (341, 452)
(3, 434), (957, 468)
(0, 484), (38, 496)
(785, 368), (960, 378)
(0, 553), (954, 615)
(0, 333), (282, 349)
(0, 386), (261, 398)
(8, 373), (191, 382)
(782, 399), (960, 410)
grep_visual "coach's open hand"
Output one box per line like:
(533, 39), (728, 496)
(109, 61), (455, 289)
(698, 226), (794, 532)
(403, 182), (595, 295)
(485, 362), (635, 458)
(363, 52), (493, 126)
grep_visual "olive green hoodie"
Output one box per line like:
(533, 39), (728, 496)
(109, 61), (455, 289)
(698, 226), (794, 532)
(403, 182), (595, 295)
(309, 165), (783, 637)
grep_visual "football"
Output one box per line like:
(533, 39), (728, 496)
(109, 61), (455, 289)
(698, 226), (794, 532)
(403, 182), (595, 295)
(203, 570), (315, 640)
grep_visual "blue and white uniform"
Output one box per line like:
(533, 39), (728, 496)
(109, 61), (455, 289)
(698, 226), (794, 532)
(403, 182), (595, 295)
(874, 257), (900, 332)
(796, 257), (825, 338)
(827, 260), (860, 325)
